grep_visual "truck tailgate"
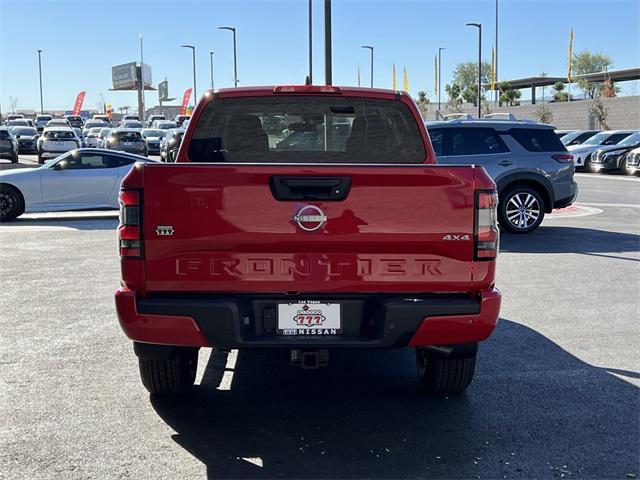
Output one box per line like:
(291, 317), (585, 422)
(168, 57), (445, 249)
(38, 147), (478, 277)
(142, 164), (477, 293)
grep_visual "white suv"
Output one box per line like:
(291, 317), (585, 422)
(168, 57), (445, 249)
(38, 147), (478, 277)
(37, 127), (81, 164)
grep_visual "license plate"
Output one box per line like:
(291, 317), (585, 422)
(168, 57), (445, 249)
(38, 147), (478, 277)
(124, 142), (132, 146)
(277, 302), (341, 336)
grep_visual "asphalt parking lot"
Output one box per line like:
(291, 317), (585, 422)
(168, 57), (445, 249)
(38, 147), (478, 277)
(0, 166), (638, 479)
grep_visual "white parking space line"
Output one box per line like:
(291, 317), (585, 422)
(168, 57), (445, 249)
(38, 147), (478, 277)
(194, 348), (212, 386)
(577, 202), (640, 209)
(217, 349), (238, 391)
(574, 173), (640, 182)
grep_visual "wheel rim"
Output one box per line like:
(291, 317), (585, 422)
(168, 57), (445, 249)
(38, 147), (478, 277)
(505, 192), (540, 230)
(0, 191), (17, 219)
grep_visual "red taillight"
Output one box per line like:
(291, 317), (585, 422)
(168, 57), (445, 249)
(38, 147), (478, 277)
(273, 85), (342, 94)
(475, 190), (499, 260)
(118, 189), (142, 258)
(552, 154), (574, 163)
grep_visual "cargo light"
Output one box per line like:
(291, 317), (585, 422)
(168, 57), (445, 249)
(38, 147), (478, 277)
(475, 190), (499, 260)
(118, 189), (142, 258)
(273, 85), (342, 94)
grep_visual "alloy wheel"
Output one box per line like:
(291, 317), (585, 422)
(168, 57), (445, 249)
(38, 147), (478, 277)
(505, 192), (541, 230)
(0, 191), (17, 219)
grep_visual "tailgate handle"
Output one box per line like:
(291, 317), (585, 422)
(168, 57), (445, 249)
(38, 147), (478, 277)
(269, 176), (351, 201)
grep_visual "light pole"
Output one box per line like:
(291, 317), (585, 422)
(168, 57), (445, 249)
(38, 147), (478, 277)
(218, 26), (238, 87)
(308, 0), (313, 84)
(361, 45), (373, 87)
(466, 22), (482, 118)
(37, 49), (43, 114)
(139, 34), (145, 119)
(438, 47), (445, 111)
(209, 51), (215, 90)
(324, 0), (332, 85)
(181, 45), (197, 104)
(495, 0), (499, 104)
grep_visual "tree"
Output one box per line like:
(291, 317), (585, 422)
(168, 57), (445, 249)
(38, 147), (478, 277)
(451, 61), (491, 106)
(572, 50), (613, 99)
(601, 74), (618, 98)
(552, 82), (568, 102)
(589, 98), (609, 129)
(415, 90), (430, 117)
(445, 83), (463, 112)
(498, 82), (521, 107)
(535, 104), (554, 124)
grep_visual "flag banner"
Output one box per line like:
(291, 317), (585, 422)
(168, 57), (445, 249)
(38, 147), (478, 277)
(392, 63), (397, 91)
(180, 88), (193, 115)
(403, 67), (409, 92)
(72, 91), (86, 115)
(568, 28), (574, 82)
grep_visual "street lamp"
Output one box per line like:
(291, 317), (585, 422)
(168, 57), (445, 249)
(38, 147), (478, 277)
(209, 51), (215, 90)
(181, 44), (197, 104)
(438, 47), (445, 111)
(139, 34), (145, 119)
(361, 45), (373, 87)
(466, 22), (482, 118)
(218, 26), (238, 87)
(36, 49), (43, 114)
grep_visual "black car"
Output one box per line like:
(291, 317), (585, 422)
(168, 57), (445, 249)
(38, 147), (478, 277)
(160, 128), (185, 162)
(9, 126), (39, 153)
(590, 132), (640, 174)
(141, 129), (165, 155)
(0, 128), (19, 162)
(105, 129), (148, 156)
(65, 115), (84, 129)
(34, 114), (53, 133)
(174, 115), (190, 127)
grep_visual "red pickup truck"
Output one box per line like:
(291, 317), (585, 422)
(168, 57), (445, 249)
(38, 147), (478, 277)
(115, 85), (501, 396)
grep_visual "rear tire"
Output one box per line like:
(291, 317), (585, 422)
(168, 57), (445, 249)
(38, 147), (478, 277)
(0, 184), (25, 222)
(138, 347), (198, 395)
(498, 185), (545, 234)
(416, 348), (476, 395)
(11, 152), (18, 163)
(37, 152), (44, 164)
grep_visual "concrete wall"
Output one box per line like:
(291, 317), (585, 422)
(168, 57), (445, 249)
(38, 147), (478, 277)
(423, 95), (640, 129)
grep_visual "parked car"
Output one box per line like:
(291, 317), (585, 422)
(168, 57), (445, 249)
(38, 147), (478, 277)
(97, 128), (112, 148)
(426, 117), (576, 233)
(46, 119), (71, 128)
(159, 128), (185, 162)
(624, 146), (640, 175)
(0, 149), (158, 222)
(115, 84), (501, 397)
(555, 129), (573, 139)
(64, 115), (84, 129)
(121, 120), (144, 130)
(590, 132), (640, 174)
(37, 127), (81, 164)
(0, 127), (19, 163)
(567, 130), (636, 170)
(145, 114), (166, 127)
(105, 129), (148, 156)
(34, 114), (53, 133)
(151, 120), (177, 130)
(83, 119), (107, 135)
(92, 114), (112, 127)
(174, 114), (190, 127)
(9, 126), (39, 154)
(84, 127), (103, 148)
(560, 130), (600, 146)
(73, 127), (86, 147)
(141, 128), (165, 155)
(7, 119), (30, 127)
(4, 114), (24, 125)
(120, 115), (140, 124)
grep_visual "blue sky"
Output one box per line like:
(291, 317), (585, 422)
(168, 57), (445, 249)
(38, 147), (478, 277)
(1, 0), (638, 111)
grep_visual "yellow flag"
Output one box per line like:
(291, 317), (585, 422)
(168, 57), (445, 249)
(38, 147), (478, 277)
(434, 55), (438, 93)
(392, 63), (397, 90)
(490, 47), (495, 91)
(357, 66), (361, 87)
(403, 67), (409, 92)
(568, 28), (574, 82)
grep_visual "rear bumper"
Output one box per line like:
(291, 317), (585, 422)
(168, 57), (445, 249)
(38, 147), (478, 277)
(115, 288), (501, 349)
(553, 181), (578, 210)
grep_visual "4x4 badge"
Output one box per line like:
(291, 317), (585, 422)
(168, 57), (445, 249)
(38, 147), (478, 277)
(155, 225), (174, 236)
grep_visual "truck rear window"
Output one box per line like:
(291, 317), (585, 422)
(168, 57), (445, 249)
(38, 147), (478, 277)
(188, 96), (426, 163)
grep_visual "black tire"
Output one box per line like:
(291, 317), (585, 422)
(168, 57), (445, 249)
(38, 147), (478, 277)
(138, 347), (198, 395)
(37, 152), (44, 164)
(416, 348), (476, 395)
(0, 184), (25, 222)
(11, 152), (18, 163)
(498, 185), (545, 234)
(584, 155), (598, 173)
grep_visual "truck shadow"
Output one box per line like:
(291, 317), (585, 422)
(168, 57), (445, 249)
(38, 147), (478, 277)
(500, 226), (640, 256)
(150, 320), (639, 479)
(2, 213), (118, 231)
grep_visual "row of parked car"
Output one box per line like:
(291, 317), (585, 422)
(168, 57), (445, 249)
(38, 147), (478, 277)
(555, 129), (640, 175)
(0, 112), (191, 164)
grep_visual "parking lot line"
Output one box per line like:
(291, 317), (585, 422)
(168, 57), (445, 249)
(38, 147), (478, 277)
(574, 173), (640, 182)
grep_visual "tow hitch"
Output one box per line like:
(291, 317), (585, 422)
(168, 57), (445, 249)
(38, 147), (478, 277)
(290, 349), (330, 369)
